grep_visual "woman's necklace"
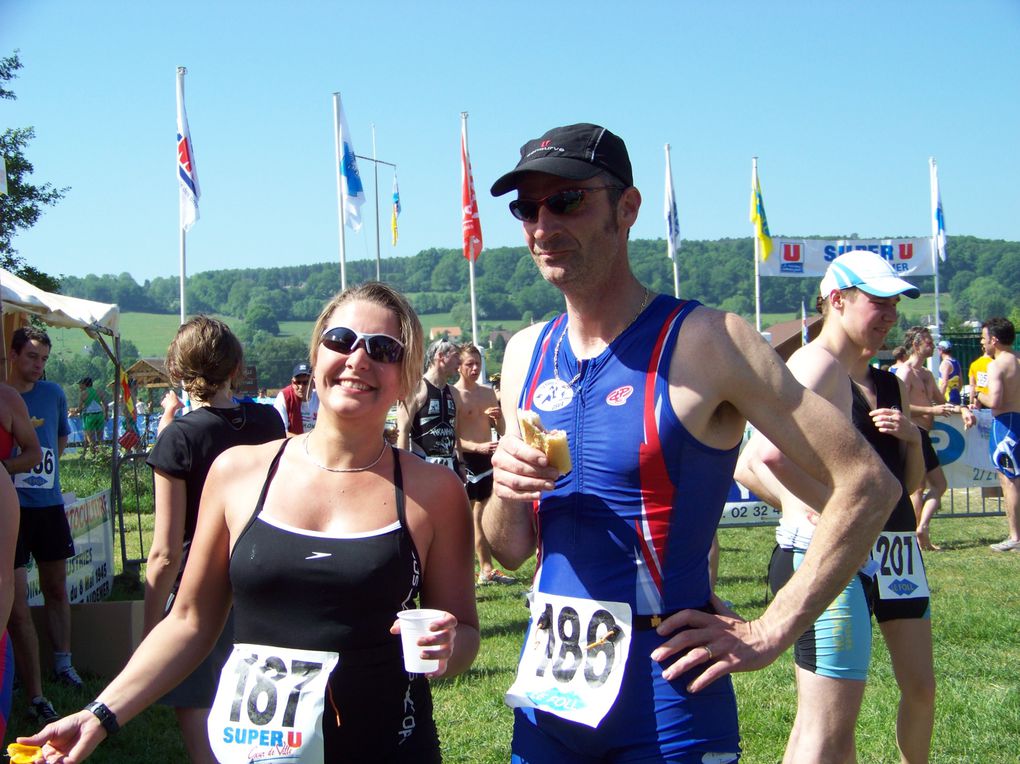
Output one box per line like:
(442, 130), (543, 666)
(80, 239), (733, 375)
(553, 287), (651, 386)
(303, 434), (387, 473)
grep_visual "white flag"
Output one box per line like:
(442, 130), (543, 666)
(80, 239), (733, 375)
(335, 94), (365, 231)
(176, 67), (200, 231)
(664, 145), (680, 261)
(0, 156), (8, 196)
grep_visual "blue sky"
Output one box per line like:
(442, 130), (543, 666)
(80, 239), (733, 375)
(4, 1), (1019, 283)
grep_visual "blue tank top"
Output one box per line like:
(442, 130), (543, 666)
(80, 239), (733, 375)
(519, 296), (739, 615)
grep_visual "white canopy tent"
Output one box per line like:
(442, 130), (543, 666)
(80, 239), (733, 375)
(0, 266), (119, 338)
(1, 266), (131, 572)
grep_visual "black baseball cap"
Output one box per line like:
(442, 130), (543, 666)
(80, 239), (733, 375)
(292, 362), (311, 378)
(490, 123), (632, 196)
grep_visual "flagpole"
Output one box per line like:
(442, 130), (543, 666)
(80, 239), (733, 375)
(176, 67), (189, 325)
(664, 143), (680, 298)
(179, 221), (187, 325)
(332, 93), (348, 290)
(462, 112), (479, 346)
(372, 124), (381, 280)
(929, 157), (942, 342)
(752, 157), (762, 333)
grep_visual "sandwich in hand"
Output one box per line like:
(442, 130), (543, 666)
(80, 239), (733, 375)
(517, 409), (572, 475)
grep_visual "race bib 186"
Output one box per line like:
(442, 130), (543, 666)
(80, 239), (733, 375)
(505, 592), (631, 728)
(870, 531), (930, 601)
(14, 446), (56, 490)
(209, 643), (339, 764)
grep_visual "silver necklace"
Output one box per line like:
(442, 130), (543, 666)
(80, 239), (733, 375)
(553, 287), (651, 387)
(303, 434), (387, 473)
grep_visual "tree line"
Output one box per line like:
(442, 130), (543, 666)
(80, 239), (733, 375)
(59, 235), (1020, 332)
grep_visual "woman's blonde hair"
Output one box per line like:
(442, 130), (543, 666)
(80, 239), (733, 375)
(309, 282), (424, 400)
(165, 316), (243, 401)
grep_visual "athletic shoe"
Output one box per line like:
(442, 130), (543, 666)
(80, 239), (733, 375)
(54, 664), (84, 689)
(990, 538), (1020, 552)
(28, 697), (59, 725)
(478, 569), (516, 585)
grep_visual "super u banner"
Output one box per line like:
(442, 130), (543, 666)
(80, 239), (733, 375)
(760, 238), (933, 278)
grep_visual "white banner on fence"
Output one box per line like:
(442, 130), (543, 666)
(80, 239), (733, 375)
(760, 238), (934, 278)
(27, 490), (114, 606)
(932, 409), (999, 488)
(725, 410), (999, 526)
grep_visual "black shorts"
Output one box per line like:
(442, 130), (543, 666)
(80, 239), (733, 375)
(919, 428), (940, 473)
(462, 452), (493, 503)
(14, 505), (75, 568)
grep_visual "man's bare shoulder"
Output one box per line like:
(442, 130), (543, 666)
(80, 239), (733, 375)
(506, 322), (547, 355)
(785, 343), (846, 398)
(674, 305), (771, 366)
(400, 379), (429, 412)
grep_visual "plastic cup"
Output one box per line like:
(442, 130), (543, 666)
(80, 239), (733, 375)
(396, 609), (443, 673)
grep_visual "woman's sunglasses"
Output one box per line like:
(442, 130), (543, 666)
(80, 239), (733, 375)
(508, 186), (617, 223)
(320, 326), (405, 363)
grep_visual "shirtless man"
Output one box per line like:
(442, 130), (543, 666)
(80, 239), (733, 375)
(976, 318), (1020, 551)
(897, 326), (974, 550)
(451, 345), (513, 584)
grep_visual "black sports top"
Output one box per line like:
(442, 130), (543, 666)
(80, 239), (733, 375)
(409, 379), (457, 460)
(229, 439), (440, 760)
(850, 367), (914, 533)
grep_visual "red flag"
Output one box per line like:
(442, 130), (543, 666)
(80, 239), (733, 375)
(461, 120), (483, 261)
(118, 430), (140, 452)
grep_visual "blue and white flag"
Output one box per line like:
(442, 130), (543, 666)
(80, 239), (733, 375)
(664, 145), (680, 261)
(335, 94), (365, 231)
(930, 157), (947, 262)
(801, 300), (809, 346)
(176, 67), (200, 231)
(391, 173), (400, 246)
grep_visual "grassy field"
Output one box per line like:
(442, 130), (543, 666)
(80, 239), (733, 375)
(48, 311), (523, 365)
(4, 453), (1017, 762)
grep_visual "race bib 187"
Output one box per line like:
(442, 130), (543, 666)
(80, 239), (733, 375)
(505, 592), (631, 728)
(209, 643), (339, 764)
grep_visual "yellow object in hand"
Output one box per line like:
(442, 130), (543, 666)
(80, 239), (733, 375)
(7, 742), (42, 763)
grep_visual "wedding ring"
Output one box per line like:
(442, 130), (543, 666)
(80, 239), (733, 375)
(703, 645), (713, 660)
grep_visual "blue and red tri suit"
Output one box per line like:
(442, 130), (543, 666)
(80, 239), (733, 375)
(511, 295), (741, 763)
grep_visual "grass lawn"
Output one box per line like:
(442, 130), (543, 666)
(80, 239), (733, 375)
(5, 459), (1016, 762)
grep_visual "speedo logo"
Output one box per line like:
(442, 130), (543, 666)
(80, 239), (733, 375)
(605, 386), (634, 406)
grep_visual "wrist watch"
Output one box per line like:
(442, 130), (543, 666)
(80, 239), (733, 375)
(84, 701), (120, 735)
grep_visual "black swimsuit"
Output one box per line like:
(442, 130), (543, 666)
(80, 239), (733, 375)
(851, 367), (930, 621)
(229, 439), (441, 761)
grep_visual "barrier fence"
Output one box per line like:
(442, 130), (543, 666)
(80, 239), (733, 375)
(720, 409), (1005, 527)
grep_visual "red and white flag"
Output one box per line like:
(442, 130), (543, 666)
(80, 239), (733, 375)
(176, 67), (200, 232)
(461, 121), (483, 262)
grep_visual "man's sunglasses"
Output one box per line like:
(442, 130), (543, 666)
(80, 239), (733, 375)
(320, 326), (405, 363)
(508, 186), (618, 223)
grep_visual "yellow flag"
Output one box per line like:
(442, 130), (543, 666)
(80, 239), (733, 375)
(750, 169), (773, 262)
